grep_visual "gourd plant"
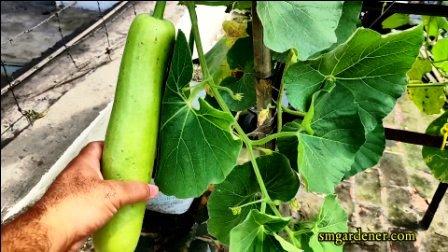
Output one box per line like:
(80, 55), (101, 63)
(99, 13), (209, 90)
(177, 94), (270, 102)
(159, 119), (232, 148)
(382, 13), (448, 183)
(152, 1), (447, 251)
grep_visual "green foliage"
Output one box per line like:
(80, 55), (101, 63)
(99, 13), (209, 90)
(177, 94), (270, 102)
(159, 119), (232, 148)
(155, 3), (431, 251)
(220, 75), (256, 111)
(347, 125), (385, 177)
(205, 37), (233, 85)
(422, 112), (448, 182)
(256, 1), (344, 60)
(229, 209), (290, 251)
(156, 31), (242, 197)
(333, 1), (362, 45)
(296, 87), (365, 193)
(283, 27), (422, 188)
(407, 58), (446, 115)
(382, 13), (410, 29)
(433, 38), (448, 73)
(423, 16), (448, 40)
(307, 195), (348, 252)
(284, 26), (423, 127)
(208, 152), (300, 244)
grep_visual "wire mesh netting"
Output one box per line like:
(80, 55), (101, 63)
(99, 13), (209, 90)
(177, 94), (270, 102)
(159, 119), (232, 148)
(0, 1), (146, 146)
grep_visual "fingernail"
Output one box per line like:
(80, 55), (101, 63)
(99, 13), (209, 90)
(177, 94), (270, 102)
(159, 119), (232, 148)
(148, 184), (159, 199)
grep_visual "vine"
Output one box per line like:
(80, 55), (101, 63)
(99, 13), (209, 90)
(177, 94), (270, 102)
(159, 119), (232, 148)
(153, 2), (447, 251)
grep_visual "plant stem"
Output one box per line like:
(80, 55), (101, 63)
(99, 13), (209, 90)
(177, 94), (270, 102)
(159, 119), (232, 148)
(233, 199), (264, 209)
(186, 2), (272, 211)
(188, 28), (195, 54)
(269, 204), (299, 247)
(277, 79), (285, 132)
(251, 131), (298, 146)
(282, 106), (307, 117)
(152, 1), (167, 19)
(277, 50), (297, 132)
(407, 83), (447, 87)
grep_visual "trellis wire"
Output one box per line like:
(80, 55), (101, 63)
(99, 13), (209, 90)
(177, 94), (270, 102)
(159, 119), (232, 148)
(97, 1), (112, 59)
(368, 1), (396, 28)
(1, 1), (77, 47)
(1, 1), (135, 138)
(132, 2), (137, 16)
(1, 1), (131, 97)
(54, 12), (79, 69)
(0, 59), (31, 124)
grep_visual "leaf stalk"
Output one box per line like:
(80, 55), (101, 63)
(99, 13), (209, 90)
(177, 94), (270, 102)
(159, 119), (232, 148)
(186, 2), (273, 211)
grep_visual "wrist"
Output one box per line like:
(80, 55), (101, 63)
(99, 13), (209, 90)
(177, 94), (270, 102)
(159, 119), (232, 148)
(1, 207), (53, 251)
(1, 203), (71, 252)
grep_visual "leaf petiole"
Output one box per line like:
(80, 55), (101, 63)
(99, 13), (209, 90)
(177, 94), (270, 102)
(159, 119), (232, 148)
(282, 106), (307, 117)
(251, 131), (298, 146)
(210, 84), (244, 101)
(407, 82), (447, 88)
(186, 2), (273, 214)
(229, 199), (264, 214)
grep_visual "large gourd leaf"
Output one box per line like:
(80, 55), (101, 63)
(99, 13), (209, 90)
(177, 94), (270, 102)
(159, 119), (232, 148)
(423, 16), (448, 40)
(308, 195), (348, 252)
(346, 125), (385, 177)
(220, 36), (256, 111)
(422, 112), (448, 182)
(229, 209), (290, 252)
(156, 31), (242, 198)
(208, 153), (299, 244)
(283, 27), (422, 181)
(220, 75), (256, 111)
(295, 86), (365, 193)
(205, 37), (233, 85)
(315, 1), (362, 57)
(277, 120), (302, 171)
(284, 26), (423, 131)
(382, 13), (410, 29)
(432, 38), (448, 74)
(407, 58), (445, 115)
(256, 1), (343, 60)
(333, 1), (362, 47)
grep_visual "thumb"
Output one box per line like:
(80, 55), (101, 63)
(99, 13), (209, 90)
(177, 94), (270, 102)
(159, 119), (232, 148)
(104, 181), (159, 209)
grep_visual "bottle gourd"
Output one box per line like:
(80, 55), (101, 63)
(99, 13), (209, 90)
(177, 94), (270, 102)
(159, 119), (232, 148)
(92, 11), (175, 252)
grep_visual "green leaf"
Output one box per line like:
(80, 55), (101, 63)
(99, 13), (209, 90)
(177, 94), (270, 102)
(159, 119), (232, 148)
(221, 36), (256, 111)
(277, 120), (302, 171)
(423, 16), (448, 40)
(208, 152), (300, 244)
(408, 86), (446, 115)
(422, 112), (448, 182)
(382, 13), (410, 29)
(284, 27), (422, 191)
(333, 1), (362, 46)
(229, 209), (290, 252)
(284, 26), (423, 132)
(256, 1), (344, 60)
(273, 233), (302, 252)
(220, 75), (256, 111)
(205, 37), (233, 86)
(156, 31), (242, 198)
(407, 58), (445, 115)
(346, 125), (385, 177)
(308, 195), (348, 252)
(407, 58), (432, 81)
(227, 36), (254, 71)
(296, 87), (365, 193)
(433, 38), (448, 73)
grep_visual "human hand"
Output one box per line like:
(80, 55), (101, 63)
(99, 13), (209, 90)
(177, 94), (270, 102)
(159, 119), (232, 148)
(1, 141), (159, 252)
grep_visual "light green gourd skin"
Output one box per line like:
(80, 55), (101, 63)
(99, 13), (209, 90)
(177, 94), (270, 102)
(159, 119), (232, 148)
(92, 14), (174, 252)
